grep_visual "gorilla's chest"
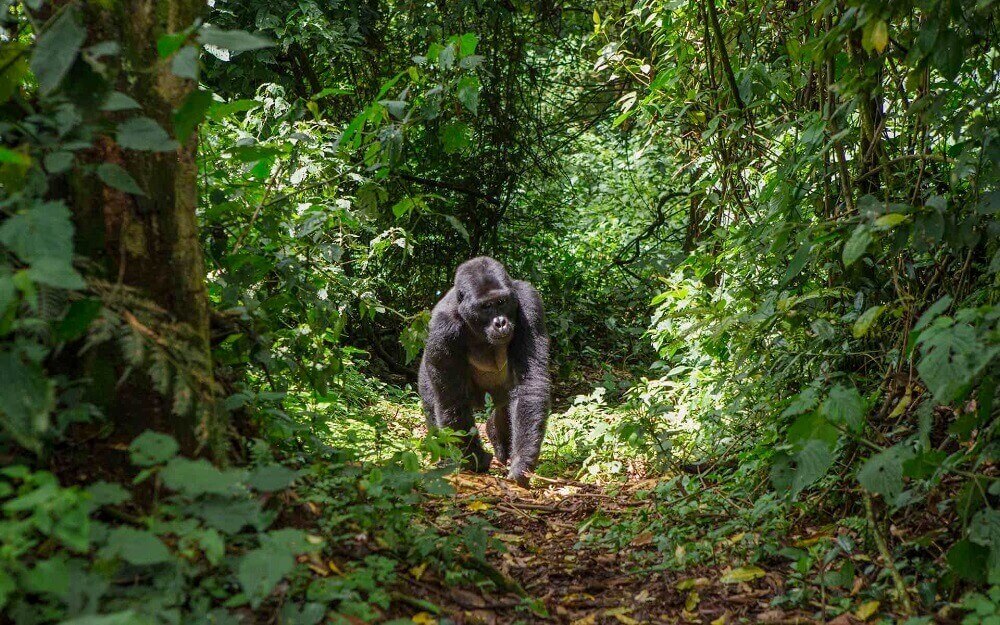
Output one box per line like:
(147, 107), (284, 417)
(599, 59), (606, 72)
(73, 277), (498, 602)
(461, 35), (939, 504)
(468, 347), (513, 394)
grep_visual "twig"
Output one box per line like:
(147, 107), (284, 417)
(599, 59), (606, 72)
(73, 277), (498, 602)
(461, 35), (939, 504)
(864, 492), (914, 615)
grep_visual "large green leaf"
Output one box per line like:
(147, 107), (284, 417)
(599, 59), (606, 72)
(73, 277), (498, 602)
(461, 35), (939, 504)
(857, 445), (911, 501)
(820, 384), (865, 433)
(771, 439), (834, 498)
(0, 201), (74, 264)
(238, 544), (294, 607)
(128, 431), (179, 466)
(160, 457), (244, 496)
(96, 163), (147, 196)
(116, 117), (179, 152)
(842, 225), (872, 267)
(916, 318), (995, 403)
(0, 350), (54, 452)
(104, 527), (172, 566)
(30, 6), (86, 94)
(198, 26), (273, 54)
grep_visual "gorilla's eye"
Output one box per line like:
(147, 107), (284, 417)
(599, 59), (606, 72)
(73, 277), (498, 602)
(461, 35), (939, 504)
(496, 299), (505, 307)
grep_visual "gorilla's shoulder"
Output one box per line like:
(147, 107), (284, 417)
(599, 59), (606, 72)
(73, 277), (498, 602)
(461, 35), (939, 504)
(426, 288), (463, 347)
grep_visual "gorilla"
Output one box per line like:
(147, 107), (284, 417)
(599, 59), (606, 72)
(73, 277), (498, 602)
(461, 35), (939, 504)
(418, 257), (550, 486)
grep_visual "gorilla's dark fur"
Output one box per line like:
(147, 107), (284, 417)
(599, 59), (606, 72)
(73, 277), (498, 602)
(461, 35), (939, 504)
(418, 257), (550, 486)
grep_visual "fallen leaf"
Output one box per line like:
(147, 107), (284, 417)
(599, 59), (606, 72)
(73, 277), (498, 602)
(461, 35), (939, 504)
(720, 566), (766, 584)
(711, 613), (730, 625)
(571, 615), (596, 625)
(855, 600), (879, 621)
(676, 577), (710, 590)
(467, 500), (491, 512)
(685, 590), (700, 612)
(328, 560), (343, 575)
(631, 531), (653, 546)
(409, 562), (427, 580)
(411, 613), (437, 625)
(634, 588), (653, 602)
(604, 607), (638, 625)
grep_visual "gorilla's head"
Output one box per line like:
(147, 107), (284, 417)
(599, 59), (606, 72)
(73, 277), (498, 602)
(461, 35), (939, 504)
(454, 257), (519, 346)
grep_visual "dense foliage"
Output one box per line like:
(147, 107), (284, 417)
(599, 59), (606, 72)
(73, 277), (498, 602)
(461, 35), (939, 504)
(0, 0), (996, 623)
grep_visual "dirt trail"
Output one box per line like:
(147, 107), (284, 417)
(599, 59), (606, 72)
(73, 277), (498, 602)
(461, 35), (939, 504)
(411, 473), (811, 625)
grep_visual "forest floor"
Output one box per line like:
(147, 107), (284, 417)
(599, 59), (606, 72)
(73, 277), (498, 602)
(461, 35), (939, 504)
(403, 470), (822, 625)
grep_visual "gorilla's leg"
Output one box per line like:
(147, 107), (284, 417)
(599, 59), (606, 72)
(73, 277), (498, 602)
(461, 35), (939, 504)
(486, 403), (512, 465)
(507, 386), (548, 486)
(434, 398), (493, 473)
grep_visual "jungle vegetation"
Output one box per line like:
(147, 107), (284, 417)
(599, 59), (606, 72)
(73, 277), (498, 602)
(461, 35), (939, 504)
(0, 0), (997, 623)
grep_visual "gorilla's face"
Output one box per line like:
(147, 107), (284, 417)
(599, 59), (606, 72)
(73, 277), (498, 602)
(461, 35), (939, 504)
(455, 258), (519, 346)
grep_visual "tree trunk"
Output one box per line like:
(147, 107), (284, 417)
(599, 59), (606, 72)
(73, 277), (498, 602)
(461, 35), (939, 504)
(71, 0), (225, 460)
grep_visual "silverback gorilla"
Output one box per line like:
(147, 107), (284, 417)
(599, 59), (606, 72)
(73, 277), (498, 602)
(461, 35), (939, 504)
(418, 257), (550, 486)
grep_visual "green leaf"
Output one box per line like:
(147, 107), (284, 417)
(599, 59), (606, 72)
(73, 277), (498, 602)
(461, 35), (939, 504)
(857, 446), (911, 501)
(773, 439), (834, 498)
(0, 270), (15, 315)
(916, 319), (996, 403)
(160, 457), (244, 496)
(54, 298), (102, 341)
(720, 566), (766, 583)
(116, 117), (179, 152)
(931, 30), (963, 80)
(912, 295), (952, 333)
(439, 121), (471, 154)
(86, 481), (131, 506)
(0, 200), (74, 264)
(947, 539), (987, 582)
(157, 31), (190, 58)
(458, 33), (478, 56)
(60, 611), (147, 625)
(874, 212), (908, 229)
(786, 411), (838, 450)
(173, 89), (214, 143)
(207, 98), (261, 121)
(820, 384), (865, 433)
(456, 75), (479, 115)
(0, 350), (54, 452)
(101, 92), (141, 111)
(170, 45), (199, 79)
(239, 545), (294, 607)
(96, 163), (146, 196)
(444, 215), (470, 243)
(44, 151), (73, 173)
(0, 43), (29, 104)
(0, 568), (14, 611)
(192, 528), (225, 565)
(198, 26), (273, 54)
(0, 147), (31, 166)
(27, 259), (85, 289)
(30, 6), (86, 94)
(247, 464), (299, 492)
(128, 430), (179, 466)
(391, 197), (422, 218)
(842, 225), (872, 267)
(104, 527), (171, 566)
(852, 305), (885, 338)
(781, 241), (812, 285)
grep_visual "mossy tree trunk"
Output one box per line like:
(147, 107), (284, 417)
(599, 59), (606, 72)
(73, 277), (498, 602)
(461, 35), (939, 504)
(70, 0), (226, 460)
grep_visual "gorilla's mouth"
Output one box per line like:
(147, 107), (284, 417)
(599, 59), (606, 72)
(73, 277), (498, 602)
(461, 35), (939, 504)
(486, 326), (514, 345)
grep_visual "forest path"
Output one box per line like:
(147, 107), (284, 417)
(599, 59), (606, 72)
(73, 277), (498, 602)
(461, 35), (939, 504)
(411, 472), (813, 625)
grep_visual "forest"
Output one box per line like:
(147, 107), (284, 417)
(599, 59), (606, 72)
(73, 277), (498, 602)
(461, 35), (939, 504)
(0, 0), (997, 623)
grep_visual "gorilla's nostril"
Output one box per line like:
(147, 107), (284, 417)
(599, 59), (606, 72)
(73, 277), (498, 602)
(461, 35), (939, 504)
(494, 317), (508, 329)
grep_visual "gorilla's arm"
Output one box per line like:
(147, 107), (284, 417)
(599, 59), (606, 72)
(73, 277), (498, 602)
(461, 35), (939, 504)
(507, 280), (551, 484)
(422, 294), (493, 470)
